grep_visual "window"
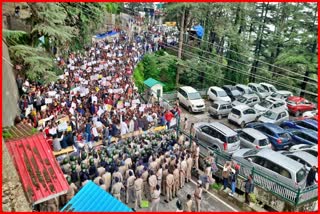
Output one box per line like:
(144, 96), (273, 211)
(212, 103), (219, 110)
(277, 112), (287, 120)
(244, 150), (259, 156)
(250, 86), (257, 92)
(260, 100), (272, 108)
(252, 97), (258, 102)
(220, 105), (227, 110)
(296, 169), (307, 183)
(263, 128), (274, 136)
(201, 126), (211, 135)
(305, 150), (318, 157)
(263, 111), (277, 120)
(259, 139), (269, 146)
(236, 86), (244, 93)
(257, 86), (267, 93)
(211, 89), (217, 96)
(246, 109), (256, 114)
(216, 131), (227, 142)
(217, 90), (228, 97)
(237, 96), (247, 103)
(251, 156), (265, 166)
(296, 121), (317, 131)
(227, 135), (239, 144)
(231, 108), (241, 116)
(188, 92), (201, 100)
(227, 104), (232, 109)
(240, 132), (254, 143)
(246, 98), (253, 104)
(261, 85), (269, 91)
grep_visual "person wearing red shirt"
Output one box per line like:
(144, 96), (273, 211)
(164, 110), (174, 129)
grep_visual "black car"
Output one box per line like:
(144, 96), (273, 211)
(222, 85), (242, 101)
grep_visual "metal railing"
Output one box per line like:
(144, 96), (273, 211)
(179, 129), (318, 207)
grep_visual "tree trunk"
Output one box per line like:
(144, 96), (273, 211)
(176, 7), (185, 87)
(249, 3), (269, 82)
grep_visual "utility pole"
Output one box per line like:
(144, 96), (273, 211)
(176, 7), (185, 87)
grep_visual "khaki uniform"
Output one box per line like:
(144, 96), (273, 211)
(186, 157), (193, 182)
(112, 171), (123, 185)
(125, 169), (134, 181)
(180, 160), (187, 188)
(97, 167), (106, 176)
(47, 197), (59, 211)
(150, 189), (161, 212)
(173, 168), (180, 197)
(194, 146), (200, 170)
(205, 166), (212, 191)
(156, 168), (162, 189)
(124, 158), (132, 169)
(166, 173), (174, 201)
(76, 164), (81, 173)
(102, 172), (112, 192)
(161, 169), (168, 195)
(194, 186), (203, 212)
(93, 176), (102, 185)
(136, 165), (144, 175)
(126, 175), (136, 204)
(119, 165), (127, 177)
(100, 184), (107, 191)
(185, 199), (193, 212)
(148, 175), (157, 199)
(141, 170), (149, 199)
(149, 161), (158, 173)
(134, 178), (143, 210)
(111, 182), (125, 201)
(94, 158), (99, 168)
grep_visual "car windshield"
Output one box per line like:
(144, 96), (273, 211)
(270, 86), (277, 93)
(218, 90), (228, 97)
(287, 100), (297, 105)
(259, 139), (269, 146)
(260, 100), (272, 108)
(257, 86), (267, 93)
(231, 108), (241, 116)
(271, 92), (279, 98)
(231, 90), (241, 96)
(189, 92), (201, 100)
(279, 132), (291, 140)
(237, 96), (247, 103)
(296, 168), (307, 183)
(243, 149), (259, 156)
(262, 111), (278, 120)
(227, 135), (239, 144)
(212, 103), (219, 109)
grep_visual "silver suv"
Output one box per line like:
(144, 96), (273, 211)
(232, 148), (308, 189)
(194, 122), (240, 153)
(208, 101), (232, 119)
(236, 128), (271, 149)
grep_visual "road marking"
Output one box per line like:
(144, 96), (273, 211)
(190, 179), (239, 212)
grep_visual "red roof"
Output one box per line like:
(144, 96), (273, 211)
(5, 133), (69, 205)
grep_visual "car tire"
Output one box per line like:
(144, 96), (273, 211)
(218, 115), (222, 120)
(188, 106), (193, 113)
(295, 111), (300, 117)
(240, 121), (246, 128)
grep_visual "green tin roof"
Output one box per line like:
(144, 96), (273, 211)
(144, 78), (165, 88)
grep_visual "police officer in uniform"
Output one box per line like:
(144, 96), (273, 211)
(148, 170), (157, 200)
(102, 170), (112, 192)
(173, 164), (180, 197)
(165, 170), (174, 203)
(141, 166), (149, 199)
(194, 180), (203, 212)
(161, 164), (168, 196)
(88, 158), (99, 180)
(180, 155), (187, 188)
(186, 154), (193, 183)
(111, 177), (125, 202)
(126, 170), (136, 204)
(134, 173), (143, 210)
(66, 176), (78, 203)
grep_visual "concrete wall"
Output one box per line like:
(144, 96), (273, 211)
(2, 40), (19, 127)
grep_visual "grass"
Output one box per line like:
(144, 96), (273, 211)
(211, 182), (223, 190)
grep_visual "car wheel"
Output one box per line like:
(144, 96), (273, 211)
(240, 121), (246, 128)
(218, 115), (222, 120)
(295, 111), (300, 117)
(188, 106), (193, 113)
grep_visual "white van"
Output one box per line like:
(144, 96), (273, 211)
(177, 86), (205, 113)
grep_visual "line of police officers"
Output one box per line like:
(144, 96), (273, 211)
(40, 129), (208, 212)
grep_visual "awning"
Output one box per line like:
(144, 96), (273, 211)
(61, 181), (133, 212)
(5, 132), (69, 205)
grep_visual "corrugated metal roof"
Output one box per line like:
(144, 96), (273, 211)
(5, 133), (69, 205)
(61, 181), (133, 212)
(144, 77), (165, 88)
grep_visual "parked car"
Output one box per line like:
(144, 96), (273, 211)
(245, 122), (292, 150)
(222, 85), (242, 101)
(228, 105), (259, 128)
(207, 86), (231, 103)
(232, 148), (308, 189)
(194, 122), (240, 153)
(260, 82), (278, 94)
(258, 109), (289, 125)
(267, 91), (293, 101)
(254, 97), (287, 114)
(280, 119), (318, 132)
(236, 128), (272, 149)
(289, 144), (318, 157)
(231, 94), (260, 107)
(302, 110), (318, 118)
(177, 86), (205, 113)
(286, 96), (316, 117)
(288, 129), (318, 145)
(236, 84), (255, 95)
(208, 101), (232, 119)
(248, 83), (270, 99)
(279, 151), (318, 171)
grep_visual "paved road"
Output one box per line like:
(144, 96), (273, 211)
(132, 178), (240, 212)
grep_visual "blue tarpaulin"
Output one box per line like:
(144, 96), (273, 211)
(94, 31), (118, 39)
(193, 25), (204, 38)
(60, 181), (132, 212)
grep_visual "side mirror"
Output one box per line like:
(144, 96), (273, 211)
(248, 158), (253, 163)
